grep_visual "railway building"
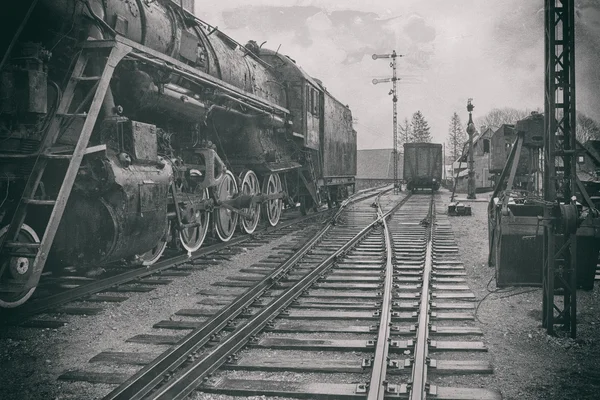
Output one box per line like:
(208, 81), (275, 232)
(452, 126), (494, 192)
(355, 149), (403, 190)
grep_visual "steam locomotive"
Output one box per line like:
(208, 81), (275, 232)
(0, 0), (357, 307)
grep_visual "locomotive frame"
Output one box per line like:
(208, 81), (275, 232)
(0, 0), (357, 307)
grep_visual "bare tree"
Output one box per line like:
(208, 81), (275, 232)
(576, 112), (600, 143)
(475, 107), (542, 128)
(409, 111), (432, 142)
(447, 112), (466, 161)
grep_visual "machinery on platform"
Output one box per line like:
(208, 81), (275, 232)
(0, 0), (356, 307)
(403, 142), (442, 192)
(488, 112), (600, 290)
(488, 0), (600, 338)
(488, 108), (600, 337)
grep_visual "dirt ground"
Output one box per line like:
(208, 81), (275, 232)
(442, 191), (600, 400)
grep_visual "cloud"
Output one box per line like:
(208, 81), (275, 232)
(198, 0), (600, 149)
(403, 14), (436, 43)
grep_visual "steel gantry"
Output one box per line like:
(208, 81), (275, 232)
(543, 0), (578, 337)
(373, 51), (403, 193)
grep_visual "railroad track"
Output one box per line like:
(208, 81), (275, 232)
(55, 190), (500, 399)
(0, 186), (386, 327)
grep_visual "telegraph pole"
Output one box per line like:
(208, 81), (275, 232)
(466, 99), (476, 199)
(373, 51), (403, 193)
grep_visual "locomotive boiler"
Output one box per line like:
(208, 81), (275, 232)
(0, 0), (357, 307)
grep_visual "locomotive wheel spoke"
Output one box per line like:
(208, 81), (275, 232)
(239, 170), (261, 234)
(0, 224), (40, 308)
(178, 188), (210, 252)
(214, 170), (239, 242)
(262, 173), (283, 227)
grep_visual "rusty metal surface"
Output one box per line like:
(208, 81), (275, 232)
(403, 143), (442, 187)
(130, 121), (157, 161)
(515, 112), (544, 147)
(321, 91), (356, 177)
(489, 203), (600, 288)
(51, 154), (172, 266)
(258, 48), (328, 149)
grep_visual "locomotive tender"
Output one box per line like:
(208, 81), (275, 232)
(0, 0), (357, 307)
(403, 142), (443, 192)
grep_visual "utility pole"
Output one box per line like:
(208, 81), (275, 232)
(466, 99), (476, 199)
(373, 51), (403, 193)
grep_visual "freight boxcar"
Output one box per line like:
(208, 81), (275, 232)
(403, 143), (443, 191)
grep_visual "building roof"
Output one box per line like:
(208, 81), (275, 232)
(356, 149), (403, 179)
(456, 126), (494, 163)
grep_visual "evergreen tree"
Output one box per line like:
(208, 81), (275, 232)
(409, 110), (432, 142)
(447, 112), (467, 161)
(398, 118), (411, 151)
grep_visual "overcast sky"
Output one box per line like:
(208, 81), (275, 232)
(197, 0), (600, 149)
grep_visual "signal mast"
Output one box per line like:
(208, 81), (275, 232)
(372, 51), (403, 193)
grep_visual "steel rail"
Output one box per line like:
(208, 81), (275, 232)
(103, 186), (391, 400)
(0, 209), (329, 324)
(332, 184), (393, 223)
(409, 198), (435, 400)
(141, 191), (410, 399)
(367, 194), (396, 399)
(146, 191), (410, 400)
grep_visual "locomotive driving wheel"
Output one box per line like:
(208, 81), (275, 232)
(0, 224), (39, 308)
(178, 188), (210, 252)
(214, 170), (239, 242)
(238, 170), (261, 234)
(136, 220), (170, 266)
(262, 173), (283, 226)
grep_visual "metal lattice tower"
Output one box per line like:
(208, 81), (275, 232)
(543, 0), (577, 337)
(373, 51), (402, 193)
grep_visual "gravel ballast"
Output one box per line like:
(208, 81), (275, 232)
(443, 193), (600, 400)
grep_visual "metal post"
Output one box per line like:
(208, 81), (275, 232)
(392, 52), (399, 193)
(466, 99), (476, 199)
(443, 143), (446, 181)
(543, 0), (577, 337)
(373, 51), (403, 193)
